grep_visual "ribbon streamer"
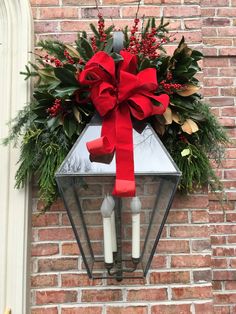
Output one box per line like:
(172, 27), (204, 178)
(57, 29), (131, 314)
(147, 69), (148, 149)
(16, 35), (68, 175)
(79, 51), (169, 196)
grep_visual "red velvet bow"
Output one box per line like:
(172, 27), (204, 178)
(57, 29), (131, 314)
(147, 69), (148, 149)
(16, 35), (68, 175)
(80, 50), (169, 197)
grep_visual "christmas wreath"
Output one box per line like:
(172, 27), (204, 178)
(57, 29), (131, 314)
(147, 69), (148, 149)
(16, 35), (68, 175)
(4, 14), (228, 207)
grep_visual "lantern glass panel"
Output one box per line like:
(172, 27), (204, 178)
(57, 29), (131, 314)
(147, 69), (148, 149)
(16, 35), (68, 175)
(56, 121), (181, 279)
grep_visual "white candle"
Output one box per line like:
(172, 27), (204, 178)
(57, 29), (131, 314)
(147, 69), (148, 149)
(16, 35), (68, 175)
(107, 195), (117, 252)
(130, 196), (142, 259)
(100, 196), (113, 264)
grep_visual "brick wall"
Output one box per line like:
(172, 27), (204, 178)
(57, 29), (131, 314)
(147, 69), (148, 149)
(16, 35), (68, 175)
(30, 1), (236, 313)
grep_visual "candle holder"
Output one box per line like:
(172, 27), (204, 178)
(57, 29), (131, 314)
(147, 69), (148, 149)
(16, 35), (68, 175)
(55, 115), (181, 281)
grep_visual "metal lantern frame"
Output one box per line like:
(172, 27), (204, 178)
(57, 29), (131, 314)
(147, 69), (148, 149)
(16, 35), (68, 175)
(55, 117), (181, 281)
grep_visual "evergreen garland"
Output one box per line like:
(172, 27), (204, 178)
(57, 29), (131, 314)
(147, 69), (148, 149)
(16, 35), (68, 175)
(4, 16), (228, 208)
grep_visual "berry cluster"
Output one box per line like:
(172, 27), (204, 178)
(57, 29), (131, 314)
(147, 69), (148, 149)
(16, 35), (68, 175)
(44, 54), (63, 67)
(64, 50), (75, 64)
(91, 36), (98, 53)
(160, 79), (183, 94)
(47, 99), (62, 117)
(127, 18), (140, 55)
(126, 18), (169, 60)
(98, 13), (107, 42)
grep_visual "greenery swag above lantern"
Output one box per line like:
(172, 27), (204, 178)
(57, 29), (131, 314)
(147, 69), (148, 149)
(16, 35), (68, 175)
(4, 14), (228, 208)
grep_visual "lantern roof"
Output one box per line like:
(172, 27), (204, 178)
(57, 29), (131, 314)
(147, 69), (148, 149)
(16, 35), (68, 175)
(56, 121), (181, 177)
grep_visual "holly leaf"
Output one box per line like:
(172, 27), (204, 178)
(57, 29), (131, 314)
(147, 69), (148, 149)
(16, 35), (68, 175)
(80, 37), (94, 59)
(110, 52), (124, 63)
(104, 38), (113, 53)
(63, 118), (77, 138)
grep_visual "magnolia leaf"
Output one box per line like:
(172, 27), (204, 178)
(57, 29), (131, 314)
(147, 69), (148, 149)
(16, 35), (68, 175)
(38, 69), (56, 80)
(73, 107), (82, 123)
(181, 148), (191, 157)
(152, 115), (166, 135)
(172, 113), (181, 124)
(163, 107), (172, 125)
(54, 86), (78, 98)
(54, 67), (78, 86)
(65, 44), (80, 58)
(181, 118), (199, 134)
(177, 84), (200, 97)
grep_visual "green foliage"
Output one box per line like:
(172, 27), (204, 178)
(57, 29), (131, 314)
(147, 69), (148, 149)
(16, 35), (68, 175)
(3, 16), (229, 210)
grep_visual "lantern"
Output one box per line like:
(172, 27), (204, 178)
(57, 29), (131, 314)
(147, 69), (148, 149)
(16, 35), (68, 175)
(55, 115), (181, 281)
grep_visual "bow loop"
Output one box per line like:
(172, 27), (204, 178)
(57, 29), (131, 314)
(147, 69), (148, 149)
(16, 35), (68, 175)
(79, 51), (170, 197)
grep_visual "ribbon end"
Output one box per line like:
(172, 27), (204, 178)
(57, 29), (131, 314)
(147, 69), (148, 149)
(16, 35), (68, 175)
(112, 179), (136, 197)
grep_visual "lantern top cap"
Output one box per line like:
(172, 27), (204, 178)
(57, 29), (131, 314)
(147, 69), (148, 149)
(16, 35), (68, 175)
(55, 121), (181, 177)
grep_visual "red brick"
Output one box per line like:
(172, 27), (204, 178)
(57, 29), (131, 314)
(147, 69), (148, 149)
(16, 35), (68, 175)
(103, 0), (137, 3)
(194, 302), (213, 314)
(172, 285), (212, 300)
(81, 7), (120, 18)
(32, 213), (59, 227)
(39, 7), (78, 19)
(170, 226), (209, 238)
(145, 0), (181, 3)
(214, 293), (236, 304)
(166, 211), (188, 224)
(31, 308), (58, 314)
(203, 58), (229, 67)
(213, 247), (236, 257)
(221, 87), (236, 97)
(82, 289), (122, 302)
(172, 194), (209, 209)
(150, 255), (167, 268)
(31, 0), (59, 5)
(204, 78), (234, 87)
(213, 271), (236, 281)
(31, 243), (59, 257)
(212, 224), (236, 235)
(106, 307), (148, 314)
(209, 213), (224, 223)
(202, 0), (229, 4)
(171, 255), (211, 267)
(36, 290), (77, 305)
(212, 258), (227, 268)
(151, 304), (191, 314)
(225, 281), (236, 290)
(122, 6), (160, 18)
(61, 307), (102, 314)
(150, 271), (190, 284)
(31, 274), (58, 288)
(218, 8), (236, 17)
(38, 228), (74, 241)
(228, 236), (236, 243)
(61, 21), (91, 32)
(164, 6), (200, 17)
(127, 288), (167, 301)
(61, 274), (102, 287)
(38, 258), (78, 272)
(184, 19), (202, 29)
(63, 0), (95, 4)
(214, 306), (230, 314)
(203, 18), (230, 27)
(192, 239), (211, 252)
(156, 240), (190, 253)
(193, 269), (212, 282)
(61, 242), (80, 255)
(191, 210), (209, 223)
(213, 281), (222, 291)
(34, 21), (59, 33)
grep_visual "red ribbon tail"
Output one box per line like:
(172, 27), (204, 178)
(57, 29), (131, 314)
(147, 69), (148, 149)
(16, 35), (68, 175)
(112, 105), (136, 197)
